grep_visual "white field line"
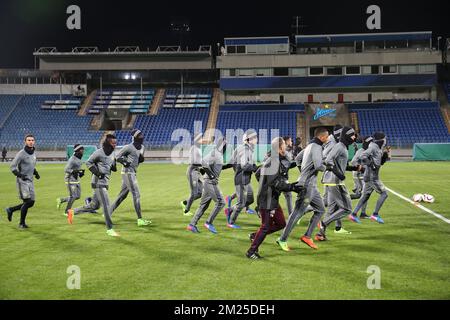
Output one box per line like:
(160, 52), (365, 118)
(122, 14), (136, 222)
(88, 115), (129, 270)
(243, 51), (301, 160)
(385, 186), (450, 224)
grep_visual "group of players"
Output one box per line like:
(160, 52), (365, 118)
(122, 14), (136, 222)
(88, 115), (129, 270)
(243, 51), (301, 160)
(181, 125), (391, 259)
(3, 125), (390, 256)
(4, 130), (151, 236)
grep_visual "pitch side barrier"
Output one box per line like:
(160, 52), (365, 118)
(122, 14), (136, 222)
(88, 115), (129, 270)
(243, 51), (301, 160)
(413, 143), (450, 161)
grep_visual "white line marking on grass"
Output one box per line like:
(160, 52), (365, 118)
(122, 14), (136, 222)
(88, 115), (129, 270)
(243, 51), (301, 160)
(385, 186), (450, 224)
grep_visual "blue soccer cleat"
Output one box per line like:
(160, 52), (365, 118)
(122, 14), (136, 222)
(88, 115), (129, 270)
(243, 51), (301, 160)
(348, 214), (361, 224)
(227, 223), (241, 229)
(370, 215), (385, 224)
(204, 223), (218, 234)
(246, 208), (256, 214)
(187, 224), (200, 233)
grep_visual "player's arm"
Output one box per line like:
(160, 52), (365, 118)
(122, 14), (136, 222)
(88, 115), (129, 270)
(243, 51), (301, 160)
(86, 151), (104, 178)
(324, 147), (345, 180)
(10, 152), (26, 179)
(116, 145), (131, 167)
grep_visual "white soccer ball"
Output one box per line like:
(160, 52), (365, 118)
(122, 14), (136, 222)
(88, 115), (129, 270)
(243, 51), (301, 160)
(412, 194), (424, 202)
(422, 194), (435, 203)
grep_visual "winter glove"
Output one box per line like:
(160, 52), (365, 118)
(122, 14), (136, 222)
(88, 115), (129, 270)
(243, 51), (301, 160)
(33, 169), (40, 180)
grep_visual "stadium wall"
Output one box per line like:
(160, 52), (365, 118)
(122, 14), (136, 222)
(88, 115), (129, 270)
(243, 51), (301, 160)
(0, 84), (87, 95)
(217, 51), (442, 68)
(225, 89), (434, 104)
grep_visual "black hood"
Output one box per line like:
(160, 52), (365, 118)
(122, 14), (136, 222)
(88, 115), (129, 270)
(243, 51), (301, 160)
(362, 136), (374, 150)
(340, 126), (356, 147)
(373, 132), (386, 149)
(333, 125), (343, 142)
(102, 140), (115, 156)
(313, 137), (324, 146)
(24, 146), (35, 155)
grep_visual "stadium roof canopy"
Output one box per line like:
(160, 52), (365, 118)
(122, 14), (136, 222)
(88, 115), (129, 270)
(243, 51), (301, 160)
(33, 46), (213, 71)
(295, 31), (432, 44)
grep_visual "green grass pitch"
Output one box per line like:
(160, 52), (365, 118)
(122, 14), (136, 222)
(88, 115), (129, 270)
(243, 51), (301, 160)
(0, 161), (449, 300)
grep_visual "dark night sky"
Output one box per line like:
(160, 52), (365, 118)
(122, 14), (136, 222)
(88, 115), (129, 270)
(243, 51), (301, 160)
(0, 0), (450, 68)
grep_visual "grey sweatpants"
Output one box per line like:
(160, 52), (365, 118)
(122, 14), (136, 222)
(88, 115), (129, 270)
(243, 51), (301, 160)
(190, 181), (225, 226)
(280, 183), (325, 241)
(283, 191), (293, 215)
(352, 171), (364, 195)
(185, 167), (203, 212)
(229, 183), (254, 224)
(60, 183), (81, 213)
(323, 185), (352, 227)
(110, 173), (142, 219)
(74, 187), (113, 230)
(352, 180), (388, 215)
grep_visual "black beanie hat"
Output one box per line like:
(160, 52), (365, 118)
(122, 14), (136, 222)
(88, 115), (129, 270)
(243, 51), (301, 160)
(333, 125), (343, 142)
(340, 126), (356, 147)
(362, 136), (374, 150)
(373, 132), (386, 148)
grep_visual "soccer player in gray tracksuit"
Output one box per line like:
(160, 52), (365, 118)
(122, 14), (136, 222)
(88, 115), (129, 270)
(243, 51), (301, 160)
(181, 133), (204, 216)
(349, 132), (390, 224)
(225, 131), (258, 229)
(315, 127), (359, 241)
(350, 136), (373, 218)
(187, 137), (230, 234)
(56, 144), (85, 215)
(322, 125), (343, 207)
(5, 134), (40, 229)
(68, 134), (120, 237)
(110, 129), (151, 227)
(276, 127), (329, 251)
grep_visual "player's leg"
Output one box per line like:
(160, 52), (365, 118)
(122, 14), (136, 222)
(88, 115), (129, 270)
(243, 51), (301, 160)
(95, 187), (117, 236)
(110, 175), (129, 215)
(18, 181), (35, 228)
(244, 184), (256, 214)
(228, 184), (245, 225)
(283, 191), (293, 215)
(349, 182), (374, 223)
(205, 183), (225, 231)
(64, 183), (81, 215)
(188, 184), (212, 231)
(127, 174), (151, 226)
(370, 180), (388, 224)
(319, 185), (352, 238)
(303, 188), (325, 239)
(278, 186), (311, 243)
(183, 169), (202, 215)
(247, 209), (271, 259)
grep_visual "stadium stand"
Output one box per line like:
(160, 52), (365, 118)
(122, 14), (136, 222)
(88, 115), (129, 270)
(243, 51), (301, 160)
(215, 104), (304, 142)
(0, 95), (103, 149)
(88, 89), (155, 115)
(163, 87), (212, 108)
(115, 107), (211, 147)
(349, 101), (450, 147)
(0, 95), (22, 126)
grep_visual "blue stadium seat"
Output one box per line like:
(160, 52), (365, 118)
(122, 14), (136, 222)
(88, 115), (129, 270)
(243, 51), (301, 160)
(349, 101), (450, 147)
(0, 95), (102, 149)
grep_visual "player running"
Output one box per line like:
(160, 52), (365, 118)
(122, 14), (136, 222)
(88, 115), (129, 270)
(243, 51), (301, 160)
(276, 127), (329, 251)
(5, 134), (40, 229)
(315, 127), (359, 241)
(67, 134), (120, 237)
(109, 129), (151, 227)
(187, 137), (230, 234)
(348, 132), (390, 224)
(225, 130), (258, 229)
(56, 144), (85, 216)
(181, 133), (204, 216)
